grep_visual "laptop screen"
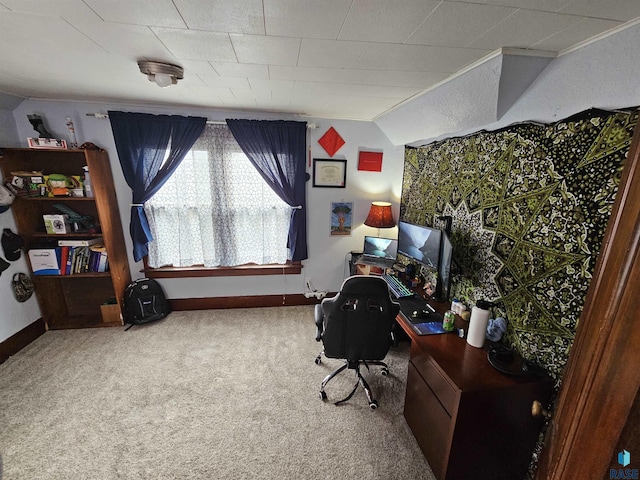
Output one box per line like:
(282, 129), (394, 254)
(363, 236), (398, 260)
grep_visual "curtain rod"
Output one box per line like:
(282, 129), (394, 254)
(85, 112), (317, 128)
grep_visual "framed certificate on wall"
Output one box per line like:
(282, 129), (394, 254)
(313, 159), (347, 188)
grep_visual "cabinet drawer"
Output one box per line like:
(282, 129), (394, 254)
(404, 362), (452, 480)
(410, 343), (458, 415)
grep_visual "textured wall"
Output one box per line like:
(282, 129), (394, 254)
(401, 108), (638, 382)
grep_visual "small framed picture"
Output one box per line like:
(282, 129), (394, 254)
(331, 202), (352, 236)
(313, 159), (346, 188)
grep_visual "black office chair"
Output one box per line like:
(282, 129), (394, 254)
(314, 275), (400, 409)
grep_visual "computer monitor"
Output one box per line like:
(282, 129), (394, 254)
(362, 236), (397, 261)
(397, 221), (441, 269)
(433, 229), (453, 302)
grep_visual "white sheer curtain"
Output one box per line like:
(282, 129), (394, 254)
(145, 124), (291, 268)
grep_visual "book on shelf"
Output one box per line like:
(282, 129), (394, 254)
(28, 248), (61, 275)
(29, 246), (109, 275)
(57, 237), (103, 247)
(59, 246), (70, 276)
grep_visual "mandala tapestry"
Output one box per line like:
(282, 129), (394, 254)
(401, 108), (638, 383)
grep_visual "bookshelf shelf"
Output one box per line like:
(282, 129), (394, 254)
(23, 196), (96, 201)
(33, 272), (112, 279)
(32, 233), (102, 238)
(0, 147), (131, 329)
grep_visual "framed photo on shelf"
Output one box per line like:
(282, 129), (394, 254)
(27, 137), (68, 149)
(313, 159), (346, 188)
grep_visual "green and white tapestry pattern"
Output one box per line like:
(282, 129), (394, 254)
(401, 109), (638, 382)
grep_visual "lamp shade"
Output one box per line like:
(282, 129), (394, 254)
(364, 202), (395, 228)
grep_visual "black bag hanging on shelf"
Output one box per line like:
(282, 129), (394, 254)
(123, 278), (170, 330)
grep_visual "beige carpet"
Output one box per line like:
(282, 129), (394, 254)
(0, 306), (435, 480)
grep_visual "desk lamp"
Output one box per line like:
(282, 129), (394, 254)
(364, 201), (395, 236)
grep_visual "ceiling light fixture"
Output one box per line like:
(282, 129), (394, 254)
(138, 60), (184, 88)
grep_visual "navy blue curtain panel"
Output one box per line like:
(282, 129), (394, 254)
(108, 111), (206, 262)
(226, 119), (308, 261)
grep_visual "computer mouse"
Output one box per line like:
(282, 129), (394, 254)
(412, 309), (430, 319)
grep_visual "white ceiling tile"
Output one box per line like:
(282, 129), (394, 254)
(338, 0), (439, 43)
(297, 39), (367, 69)
(84, 0), (186, 28)
(0, 11), (106, 55)
(211, 63), (269, 79)
(533, 17), (622, 50)
(456, 0), (574, 11)
(263, 0), (351, 39)
(406, 2), (517, 47)
(153, 28), (237, 62)
(73, 21), (174, 59)
(248, 78), (294, 91)
(228, 83), (257, 95)
(0, 0), (101, 22)
(356, 44), (490, 72)
(288, 93), (400, 119)
(173, 0), (264, 34)
(231, 89), (275, 102)
(270, 65), (450, 88)
(231, 34), (300, 65)
(176, 73), (207, 89)
(183, 83), (236, 99)
(220, 96), (258, 109)
(179, 60), (218, 75)
(198, 73), (251, 89)
(471, 10), (586, 50)
(559, 0), (640, 21)
(1, 0), (639, 122)
(293, 81), (422, 99)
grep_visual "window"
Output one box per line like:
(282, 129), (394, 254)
(145, 124), (291, 268)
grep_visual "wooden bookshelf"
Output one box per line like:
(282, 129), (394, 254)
(0, 147), (131, 329)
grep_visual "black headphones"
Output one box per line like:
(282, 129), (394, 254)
(487, 345), (547, 377)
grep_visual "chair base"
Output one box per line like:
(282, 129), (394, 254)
(316, 351), (389, 409)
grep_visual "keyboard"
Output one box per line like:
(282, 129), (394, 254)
(382, 274), (414, 298)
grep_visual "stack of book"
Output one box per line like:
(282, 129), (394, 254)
(28, 238), (109, 276)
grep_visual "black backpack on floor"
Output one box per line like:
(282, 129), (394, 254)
(123, 278), (170, 329)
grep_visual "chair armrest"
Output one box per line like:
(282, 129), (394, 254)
(314, 304), (324, 342)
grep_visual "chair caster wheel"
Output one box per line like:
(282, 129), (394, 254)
(381, 368), (389, 376)
(315, 356), (322, 365)
(369, 400), (378, 410)
(320, 390), (327, 401)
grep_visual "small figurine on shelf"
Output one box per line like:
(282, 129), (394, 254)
(27, 114), (53, 138)
(65, 116), (78, 148)
(46, 173), (72, 196)
(82, 166), (94, 197)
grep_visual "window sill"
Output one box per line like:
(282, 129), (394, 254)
(142, 261), (302, 278)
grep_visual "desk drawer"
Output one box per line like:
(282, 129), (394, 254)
(405, 362), (452, 480)
(411, 342), (458, 415)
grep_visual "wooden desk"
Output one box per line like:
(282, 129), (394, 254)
(396, 299), (553, 480)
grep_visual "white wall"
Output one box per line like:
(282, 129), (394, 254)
(1, 93), (42, 342)
(0, 203), (42, 343)
(8, 101), (403, 308)
(0, 92), (23, 146)
(376, 22), (640, 146)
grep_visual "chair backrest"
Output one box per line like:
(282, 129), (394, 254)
(320, 275), (400, 362)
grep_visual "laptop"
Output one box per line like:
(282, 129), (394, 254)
(355, 236), (398, 269)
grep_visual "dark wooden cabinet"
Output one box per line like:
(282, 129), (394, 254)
(397, 307), (553, 480)
(0, 147), (131, 329)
